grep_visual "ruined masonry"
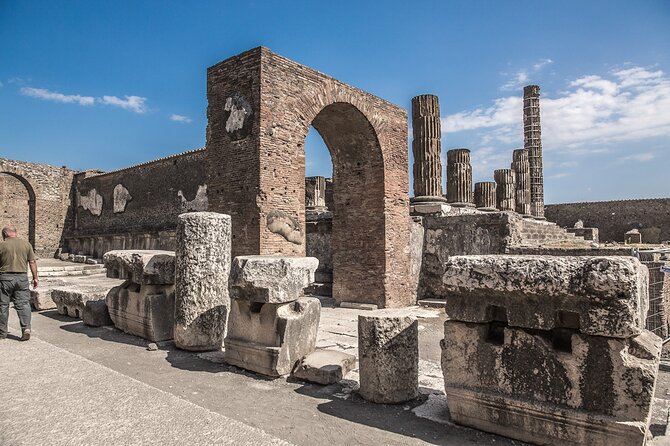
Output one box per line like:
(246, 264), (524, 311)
(494, 168), (516, 211)
(524, 85), (545, 219)
(474, 182), (497, 211)
(410, 94), (446, 204)
(224, 256), (320, 377)
(174, 212), (231, 351)
(441, 255), (660, 446)
(446, 148), (474, 207)
(511, 148), (531, 216)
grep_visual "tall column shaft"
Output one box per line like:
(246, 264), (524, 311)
(512, 149), (531, 215)
(411, 95), (445, 202)
(474, 182), (497, 210)
(446, 148), (474, 206)
(305, 176), (326, 209)
(494, 169), (516, 211)
(523, 85), (545, 219)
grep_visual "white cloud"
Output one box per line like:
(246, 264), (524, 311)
(616, 152), (656, 163)
(500, 58), (553, 91)
(20, 87), (95, 106)
(533, 58), (554, 71)
(169, 113), (192, 123)
(100, 95), (147, 113)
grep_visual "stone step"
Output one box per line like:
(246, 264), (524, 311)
(40, 264), (105, 273)
(40, 269), (107, 278)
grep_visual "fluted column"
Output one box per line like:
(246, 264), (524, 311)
(511, 149), (531, 216)
(411, 95), (446, 203)
(474, 182), (497, 211)
(446, 148), (474, 207)
(494, 169), (516, 211)
(305, 176), (326, 210)
(524, 85), (545, 219)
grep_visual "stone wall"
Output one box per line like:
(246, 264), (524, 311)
(65, 149), (206, 258)
(0, 174), (30, 240)
(545, 198), (670, 243)
(0, 157), (74, 257)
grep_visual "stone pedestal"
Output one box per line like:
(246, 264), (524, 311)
(224, 255), (320, 377)
(441, 255), (659, 446)
(446, 149), (474, 207)
(104, 250), (176, 342)
(494, 169), (516, 211)
(174, 212), (232, 352)
(358, 312), (419, 404)
(474, 182), (497, 211)
(512, 149), (531, 216)
(411, 95), (446, 204)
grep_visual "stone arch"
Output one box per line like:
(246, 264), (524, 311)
(0, 171), (37, 248)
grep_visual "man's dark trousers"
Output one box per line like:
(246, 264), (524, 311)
(0, 273), (31, 338)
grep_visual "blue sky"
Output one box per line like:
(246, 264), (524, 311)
(1, 0), (668, 203)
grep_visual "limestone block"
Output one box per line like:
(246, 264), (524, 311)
(358, 313), (419, 404)
(82, 299), (113, 327)
(292, 350), (356, 385)
(103, 250), (176, 285)
(175, 212), (231, 352)
(59, 253), (69, 261)
(224, 297), (321, 377)
(443, 255), (648, 338)
(30, 285), (63, 310)
(73, 255), (86, 263)
(442, 320), (661, 446)
(52, 287), (108, 319)
(230, 256), (318, 303)
(106, 282), (175, 342)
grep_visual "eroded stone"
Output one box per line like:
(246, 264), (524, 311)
(230, 256), (318, 303)
(292, 350), (356, 385)
(103, 250), (176, 285)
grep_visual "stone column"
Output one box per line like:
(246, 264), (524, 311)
(174, 212), (232, 351)
(305, 176), (327, 210)
(446, 149), (474, 207)
(474, 182), (497, 211)
(524, 85), (545, 219)
(511, 149), (531, 216)
(494, 169), (516, 211)
(411, 95), (446, 203)
(358, 313), (418, 404)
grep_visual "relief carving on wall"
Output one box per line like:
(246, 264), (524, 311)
(267, 210), (303, 245)
(113, 184), (132, 213)
(178, 184), (208, 212)
(223, 95), (253, 140)
(77, 188), (103, 216)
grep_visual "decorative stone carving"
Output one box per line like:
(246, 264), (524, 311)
(223, 95), (253, 140)
(266, 210), (303, 245)
(113, 184), (132, 213)
(446, 149), (473, 207)
(474, 182), (496, 211)
(511, 149), (531, 216)
(494, 169), (515, 211)
(524, 85), (545, 219)
(178, 185), (208, 212)
(411, 95), (446, 203)
(78, 188), (103, 216)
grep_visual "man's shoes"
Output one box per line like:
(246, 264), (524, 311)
(20, 329), (31, 341)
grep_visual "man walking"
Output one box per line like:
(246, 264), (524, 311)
(0, 226), (38, 341)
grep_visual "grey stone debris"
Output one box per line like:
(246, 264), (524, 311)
(73, 255), (86, 263)
(52, 287), (108, 320)
(358, 312), (419, 404)
(292, 349), (356, 385)
(230, 256), (318, 303)
(174, 212), (231, 352)
(82, 299), (113, 327)
(104, 250), (176, 285)
(443, 255), (648, 338)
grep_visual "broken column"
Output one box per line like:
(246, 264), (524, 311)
(474, 182), (497, 211)
(494, 168), (516, 211)
(411, 95), (446, 204)
(104, 250), (176, 342)
(224, 256), (320, 377)
(511, 149), (531, 216)
(446, 149), (474, 207)
(305, 176), (327, 211)
(358, 312), (419, 404)
(524, 85), (545, 219)
(441, 255), (659, 446)
(174, 212), (231, 352)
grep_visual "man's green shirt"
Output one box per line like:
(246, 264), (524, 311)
(0, 238), (36, 273)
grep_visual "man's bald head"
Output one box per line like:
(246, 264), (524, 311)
(2, 226), (17, 239)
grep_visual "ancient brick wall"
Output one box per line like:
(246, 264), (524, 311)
(0, 157), (74, 257)
(0, 174), (30, 239)
(66, 149), (206, 257)
(545, 198), (670, 243)
(207, 47), (411, 308)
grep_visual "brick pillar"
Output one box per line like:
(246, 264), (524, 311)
(523, 85), (545, 219)
(474, 182), (497, 211)
(512, 149), (531, 216)
(494, 169), (516, 211)
(411, 95), (446, 203)
(446, 149), (474, 207)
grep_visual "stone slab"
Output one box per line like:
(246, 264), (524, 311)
(103, 250), (176, 285)
(292, 349), (356, 385)
(52, 287), (108, 319)
(230, 256), (318, 303)
(340, 302), (378, 311)
(82, 299), (113, 327)
(443, 255), (648, 338)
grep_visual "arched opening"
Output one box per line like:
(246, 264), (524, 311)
(303, 102), (386, 306)
(0, 172), (36, 248)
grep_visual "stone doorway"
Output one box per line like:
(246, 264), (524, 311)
(0, 172), (36, 248)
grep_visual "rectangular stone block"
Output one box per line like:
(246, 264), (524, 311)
(82, 299), (113, 327)
(224, 297), (320, 377)
(52, 287), (108, 319)
(106, 282), (175, 342)
(229, 256), (318, 303)
(442, 320), (661, 446)
(292, 350), (356, 385)
(443, 255), (648, 338)
(103, 250), (176, 285)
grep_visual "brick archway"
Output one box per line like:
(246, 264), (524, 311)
(0, 171), (37, 248)
(206, 47), (412, 308)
